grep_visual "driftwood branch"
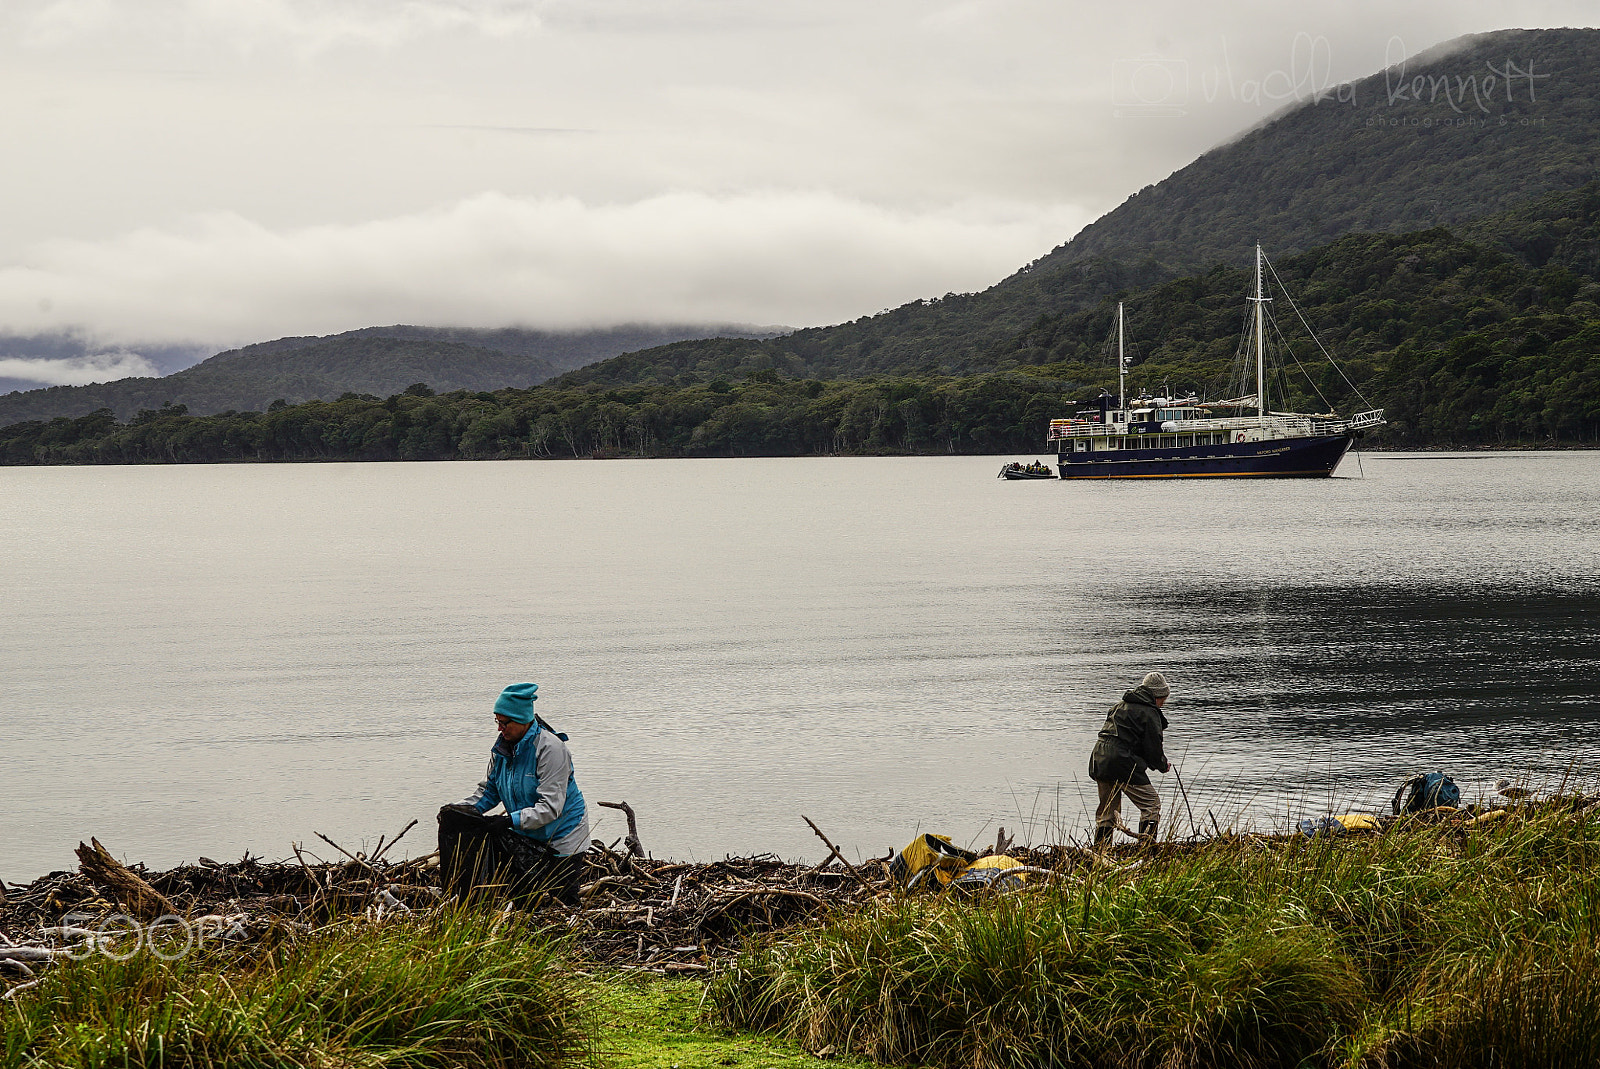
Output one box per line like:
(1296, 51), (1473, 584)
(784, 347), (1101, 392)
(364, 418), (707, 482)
(290, 843), (328, 915)
(992, 826), (1015, 856)
(314, 832), (383, 881)
(370, 819), (418, 866)
(0, 948), (58, 962)
(74, 839), (175, 921)
(597, 801), (645, 858)
(800, 815), (875, 894)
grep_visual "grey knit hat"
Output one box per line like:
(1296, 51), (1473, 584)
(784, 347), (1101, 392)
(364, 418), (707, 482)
(1140, 671), (1170, 698)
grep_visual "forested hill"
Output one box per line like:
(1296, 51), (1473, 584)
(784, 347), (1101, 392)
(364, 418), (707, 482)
(1003, 182), (1600, 444)
(1049, 27), (1600, 271)
(8, 183), (1600, 464)
(552, 255), (1171, 388)
(555, 27), (1600, 390)
(0, 323), (776, 426)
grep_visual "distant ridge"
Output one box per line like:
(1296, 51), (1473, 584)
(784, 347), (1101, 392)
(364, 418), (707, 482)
(7, 183), (1600, 461)
(0, 323), (781, 426)
(555, 27), (1600, 389)
(1044, 27), (1600, 271)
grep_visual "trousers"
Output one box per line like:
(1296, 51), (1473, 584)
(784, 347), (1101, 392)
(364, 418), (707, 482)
(1094, 779), (1161, 829)
(436, 804), (584, 907)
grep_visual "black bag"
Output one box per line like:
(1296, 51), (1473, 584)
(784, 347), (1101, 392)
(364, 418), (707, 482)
(436, 804), (567, 904)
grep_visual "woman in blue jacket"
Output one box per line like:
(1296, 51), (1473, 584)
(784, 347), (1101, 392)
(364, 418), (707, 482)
(437, 682), (590, 906)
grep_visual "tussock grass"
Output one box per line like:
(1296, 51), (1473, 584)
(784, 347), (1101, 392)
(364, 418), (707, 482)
(715, 807), (1600, 1068)
(1, 907), (585, 1069)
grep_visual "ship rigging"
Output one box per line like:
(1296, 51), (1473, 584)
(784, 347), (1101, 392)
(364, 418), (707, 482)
(1046, 245), (1385, 479)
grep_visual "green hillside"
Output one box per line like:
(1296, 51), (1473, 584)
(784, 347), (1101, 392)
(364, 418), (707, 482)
(0, 324), (777, 427)
(7, 28), (1592, 430)
(7, 184), (1599, 464)
(0, 335), (556, 425)
(1004, 182), (1600, 444)
(1055, 28), (1600, 271)
(552, 27), (1600, 391)
(553, 256), (1171, 387)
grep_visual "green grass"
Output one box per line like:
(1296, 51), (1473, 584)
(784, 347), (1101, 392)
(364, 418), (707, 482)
(587, 975), (881, 1069)
(16, 812), (1600, 1069)
(713, 809), (1600, 1069)
(2, 907), (585, 1069)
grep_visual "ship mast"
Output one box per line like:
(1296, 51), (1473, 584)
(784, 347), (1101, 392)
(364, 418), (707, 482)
(1116, 301), (1126, 418)
(1250, 244), (1271, 418)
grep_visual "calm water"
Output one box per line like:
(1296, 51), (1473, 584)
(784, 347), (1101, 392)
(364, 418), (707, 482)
(3, 453), (1598, 882)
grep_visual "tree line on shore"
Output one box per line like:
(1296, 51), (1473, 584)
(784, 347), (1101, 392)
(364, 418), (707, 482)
(0, 374), (1080, 464)
(1, 334), (1594, 466)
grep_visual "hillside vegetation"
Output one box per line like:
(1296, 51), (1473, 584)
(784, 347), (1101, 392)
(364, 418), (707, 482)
(1009, 182), (1600, 444)
(4, 181), (1599, 463)
(545, 28), (1600, 391)
(0, 323), (776, 427)
(1056, 27), (1600, 270)
(4, 28), (1592, 434)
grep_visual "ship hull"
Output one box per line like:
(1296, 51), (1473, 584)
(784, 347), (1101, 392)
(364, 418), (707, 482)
(1056, 432), (1354, 479)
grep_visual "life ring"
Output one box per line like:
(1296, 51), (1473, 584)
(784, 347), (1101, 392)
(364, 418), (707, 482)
(1234, 432), (1246, 443)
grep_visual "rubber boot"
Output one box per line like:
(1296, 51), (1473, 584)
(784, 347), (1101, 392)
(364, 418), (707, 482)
(1137, 819), (1160, 844)
(1092, 825), (1113, 850)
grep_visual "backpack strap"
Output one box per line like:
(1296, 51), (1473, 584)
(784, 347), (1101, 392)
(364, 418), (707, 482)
(534, 715), (569, 742)
(1392, 774), (1423, 815)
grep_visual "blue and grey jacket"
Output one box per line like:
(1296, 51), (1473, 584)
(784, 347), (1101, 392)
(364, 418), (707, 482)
(460, 720), (589, 856)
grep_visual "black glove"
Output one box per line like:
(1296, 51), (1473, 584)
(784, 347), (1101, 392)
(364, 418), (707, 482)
(484, 814), (513, 832)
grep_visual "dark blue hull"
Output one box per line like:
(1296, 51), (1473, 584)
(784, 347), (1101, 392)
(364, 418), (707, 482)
(1056, 433), (1354, 479)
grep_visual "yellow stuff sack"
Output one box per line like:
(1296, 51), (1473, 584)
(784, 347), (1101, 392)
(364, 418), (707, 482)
(1333, 813), (1379, 833)
(948, 854), (1028, 896)
(889, 834), (978, 890)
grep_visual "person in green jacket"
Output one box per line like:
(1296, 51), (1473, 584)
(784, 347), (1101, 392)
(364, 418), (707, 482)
(1087, 672), (1171, 848)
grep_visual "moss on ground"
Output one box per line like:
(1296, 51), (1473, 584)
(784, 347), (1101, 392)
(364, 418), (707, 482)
(587, 976), (883, 1069)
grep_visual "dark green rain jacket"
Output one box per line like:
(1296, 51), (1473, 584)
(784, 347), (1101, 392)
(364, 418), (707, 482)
(1088, 685), (1169, 786)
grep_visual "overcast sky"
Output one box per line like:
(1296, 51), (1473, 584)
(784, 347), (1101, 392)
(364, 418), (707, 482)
(0, 0), (1594, 382)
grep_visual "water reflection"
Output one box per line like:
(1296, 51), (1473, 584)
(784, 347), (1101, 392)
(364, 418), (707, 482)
(1103, 579), (1600, 822)
(3, 454), (1599, 877)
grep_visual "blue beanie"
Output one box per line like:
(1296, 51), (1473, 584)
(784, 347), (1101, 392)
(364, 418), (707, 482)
(494, 682), (538, 724)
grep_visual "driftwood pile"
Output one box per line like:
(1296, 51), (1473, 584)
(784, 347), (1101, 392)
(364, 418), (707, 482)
(0, 810), (925, 995)
(8, 791), (1589, 999)
(570, 849), (880, 973)
(0, 823), (448, 999)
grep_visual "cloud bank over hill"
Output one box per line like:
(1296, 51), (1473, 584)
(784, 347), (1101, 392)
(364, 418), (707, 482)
(0, 191), (1090, 360)
(0, 350), (159, 389)
(14, 0), (543, 52)
(3, 0), (1597, 386)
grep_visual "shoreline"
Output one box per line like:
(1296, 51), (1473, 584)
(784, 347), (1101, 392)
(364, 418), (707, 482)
(0, 444), (1594, 469)
(4, 794), (1573, 968)
(9, 798), (1599, 1067)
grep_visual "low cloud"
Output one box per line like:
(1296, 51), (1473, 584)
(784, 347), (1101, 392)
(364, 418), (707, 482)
(17, 0), (541, 52)
(0, 191), (1090, 350)
(0, 351), (158, 387)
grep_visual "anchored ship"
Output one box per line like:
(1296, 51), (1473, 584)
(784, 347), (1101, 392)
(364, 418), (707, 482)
(1048, 246), (1384, 479)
